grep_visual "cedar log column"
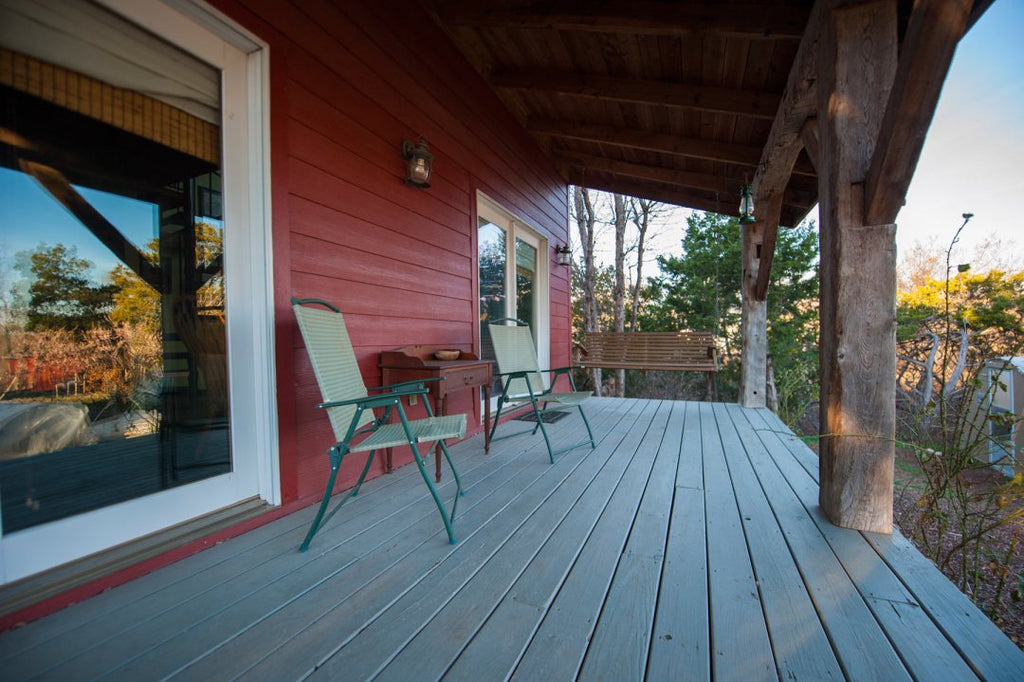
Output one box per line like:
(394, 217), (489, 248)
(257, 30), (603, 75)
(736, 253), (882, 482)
(740, 220), (767, 408)
(817, 1), (898, 533)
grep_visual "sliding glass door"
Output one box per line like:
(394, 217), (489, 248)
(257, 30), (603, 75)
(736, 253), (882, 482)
(477, 195), (549, 398)
(0, 0), (274, 583)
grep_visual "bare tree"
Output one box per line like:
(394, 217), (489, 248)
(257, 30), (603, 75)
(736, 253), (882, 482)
(572, 186), (602, 394)
(611, 194), (627, 397)
(897, 240), (945, 293)
(627, 197), (660, 332)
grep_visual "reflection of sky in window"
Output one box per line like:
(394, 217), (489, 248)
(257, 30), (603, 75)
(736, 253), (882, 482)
(0, 166), (159, 284)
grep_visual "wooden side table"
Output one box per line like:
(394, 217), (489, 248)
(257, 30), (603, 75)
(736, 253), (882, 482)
(380, 346), (492, 481)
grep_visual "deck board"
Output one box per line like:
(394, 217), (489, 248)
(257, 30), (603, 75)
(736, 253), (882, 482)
(702, 402), (777, 681)
(576, 401), (684, 682)
(735, 405), (918, 680)
(1, 398), (1021, 681)
(739, 405), (978, 680)
(715, 402), (845, 680)
(509, 401), (670, 680)
(647, 400), (710, 681)
(442, 400), (654, 680)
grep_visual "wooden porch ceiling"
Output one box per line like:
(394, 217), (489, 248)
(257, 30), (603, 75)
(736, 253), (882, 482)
(426, 0), (990, 228)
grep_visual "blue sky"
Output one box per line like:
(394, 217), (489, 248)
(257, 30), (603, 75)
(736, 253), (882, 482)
(893, 0), (1024, 266)
(0, 167), (159, 283)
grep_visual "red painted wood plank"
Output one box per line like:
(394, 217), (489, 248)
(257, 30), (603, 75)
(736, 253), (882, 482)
(287, 115), (471, 229)
(285, 68), (473, 212)
(290, 233), (469, 301)
(289, 196), (469, 280)
(288, 158), (467, 255)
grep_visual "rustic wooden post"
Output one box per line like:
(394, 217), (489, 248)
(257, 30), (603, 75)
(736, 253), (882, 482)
(817, 1), (898, 533)
(740, 219), (766, 408)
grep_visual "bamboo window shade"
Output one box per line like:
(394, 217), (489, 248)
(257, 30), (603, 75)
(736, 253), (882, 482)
(0, 48), (220, 165)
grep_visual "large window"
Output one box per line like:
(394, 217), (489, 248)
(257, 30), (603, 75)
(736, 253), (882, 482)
(0, 0), (274, 583)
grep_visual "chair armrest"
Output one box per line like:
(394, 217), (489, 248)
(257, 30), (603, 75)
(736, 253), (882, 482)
(318, 390), (420, 410)
(494, 370), (531, 378)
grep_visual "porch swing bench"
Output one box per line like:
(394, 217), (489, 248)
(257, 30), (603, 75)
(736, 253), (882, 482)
(578, 331), (721, 399)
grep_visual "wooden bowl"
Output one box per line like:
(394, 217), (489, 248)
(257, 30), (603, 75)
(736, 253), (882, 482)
(434, 349), (460, 361)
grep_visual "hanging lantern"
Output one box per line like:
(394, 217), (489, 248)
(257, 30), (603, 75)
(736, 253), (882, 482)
(554, 243), (572, 266)
(739, 184), (756, 224)
(402, 139), (433, 187)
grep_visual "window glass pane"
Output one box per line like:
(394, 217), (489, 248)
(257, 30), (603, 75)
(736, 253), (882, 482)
(515, 238), (537, 335)
(478, 218), (506, 394)
(0, 26), (229, 532)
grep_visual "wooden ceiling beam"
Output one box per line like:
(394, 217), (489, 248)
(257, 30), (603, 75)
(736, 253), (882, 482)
(554, 150), (740, 196)
(750, 3), (825, 206)
(432, 1), (808, 39)
(799, 118), (820, 172)
(530, 117), (816, 177)
(566, 170), (736, 216)
(565, 168), (810, 225)
(746, 0), (834, 301)
(491, 69), (780, 119)
(864, 0), (973, 226)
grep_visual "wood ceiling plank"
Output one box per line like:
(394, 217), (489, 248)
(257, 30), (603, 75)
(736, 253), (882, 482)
(554, 150), (739, 195)
(528, 118), (816, 176)
(566, 170), (735, 215)
(491, 69), (780, 118)
(432, 1), (809, 40)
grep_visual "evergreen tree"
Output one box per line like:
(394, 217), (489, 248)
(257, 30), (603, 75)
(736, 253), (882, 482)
(23, 243), (115, 333)
(645, 212), (819, 414)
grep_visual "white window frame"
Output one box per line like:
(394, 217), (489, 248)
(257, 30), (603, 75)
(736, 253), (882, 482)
(478, 193), (551, 387)
(0, 0), (277, 584)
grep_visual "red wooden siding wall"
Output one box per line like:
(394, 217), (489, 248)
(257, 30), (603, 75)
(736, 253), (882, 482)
(210, 0), (572, 504)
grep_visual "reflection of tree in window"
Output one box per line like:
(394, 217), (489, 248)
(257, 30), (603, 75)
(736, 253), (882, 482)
(515, 239), (536, 331)
(0, 38), (231, 531)
(478, 223), (506, 325)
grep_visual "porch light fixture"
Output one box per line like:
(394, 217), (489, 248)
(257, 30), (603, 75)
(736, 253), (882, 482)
(555, 243), (572, 266)
(402, 138), (433, 187)
(739, 183), (756, 224)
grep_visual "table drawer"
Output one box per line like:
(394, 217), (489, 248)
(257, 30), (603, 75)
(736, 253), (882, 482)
(443, 365), (491, 390)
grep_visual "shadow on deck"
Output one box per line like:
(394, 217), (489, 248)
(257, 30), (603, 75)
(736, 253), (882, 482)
(0, 398), (1021, 680)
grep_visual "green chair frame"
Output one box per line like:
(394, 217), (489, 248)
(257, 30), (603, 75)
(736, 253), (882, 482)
(487, 319), (595, 463)
(292, 298), (465, 551)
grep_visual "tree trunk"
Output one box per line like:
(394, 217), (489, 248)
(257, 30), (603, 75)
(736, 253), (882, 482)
(612, 194), (627, 397)
(628, 198), (652, 332)
(573, 187), (602, 396)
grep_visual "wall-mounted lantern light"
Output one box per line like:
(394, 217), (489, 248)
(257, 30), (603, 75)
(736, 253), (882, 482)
(402, 139), (433, 187)
(554, 243), (572, 266)
(739, 183), (756, 224)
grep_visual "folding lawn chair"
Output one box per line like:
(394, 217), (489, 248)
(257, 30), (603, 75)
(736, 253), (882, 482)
(292, 298), (465, 551)
(487, 319), (595, 463)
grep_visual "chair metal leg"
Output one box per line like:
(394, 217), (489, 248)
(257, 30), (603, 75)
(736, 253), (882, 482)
(299, 445), (380, 553)
(398, 409), (458, 544)
(350, 448), (376, 497)
(409, 443), (458, 544)
(527, 395), (558, 464)
(439, 440), (464, 499)
(489, 391), (508, 443)
(300, 445), (344, 553)
(578, 405), (596, 447)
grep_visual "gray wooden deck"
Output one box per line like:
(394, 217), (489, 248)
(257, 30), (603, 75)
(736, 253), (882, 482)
(1, 398), (1021, 681)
